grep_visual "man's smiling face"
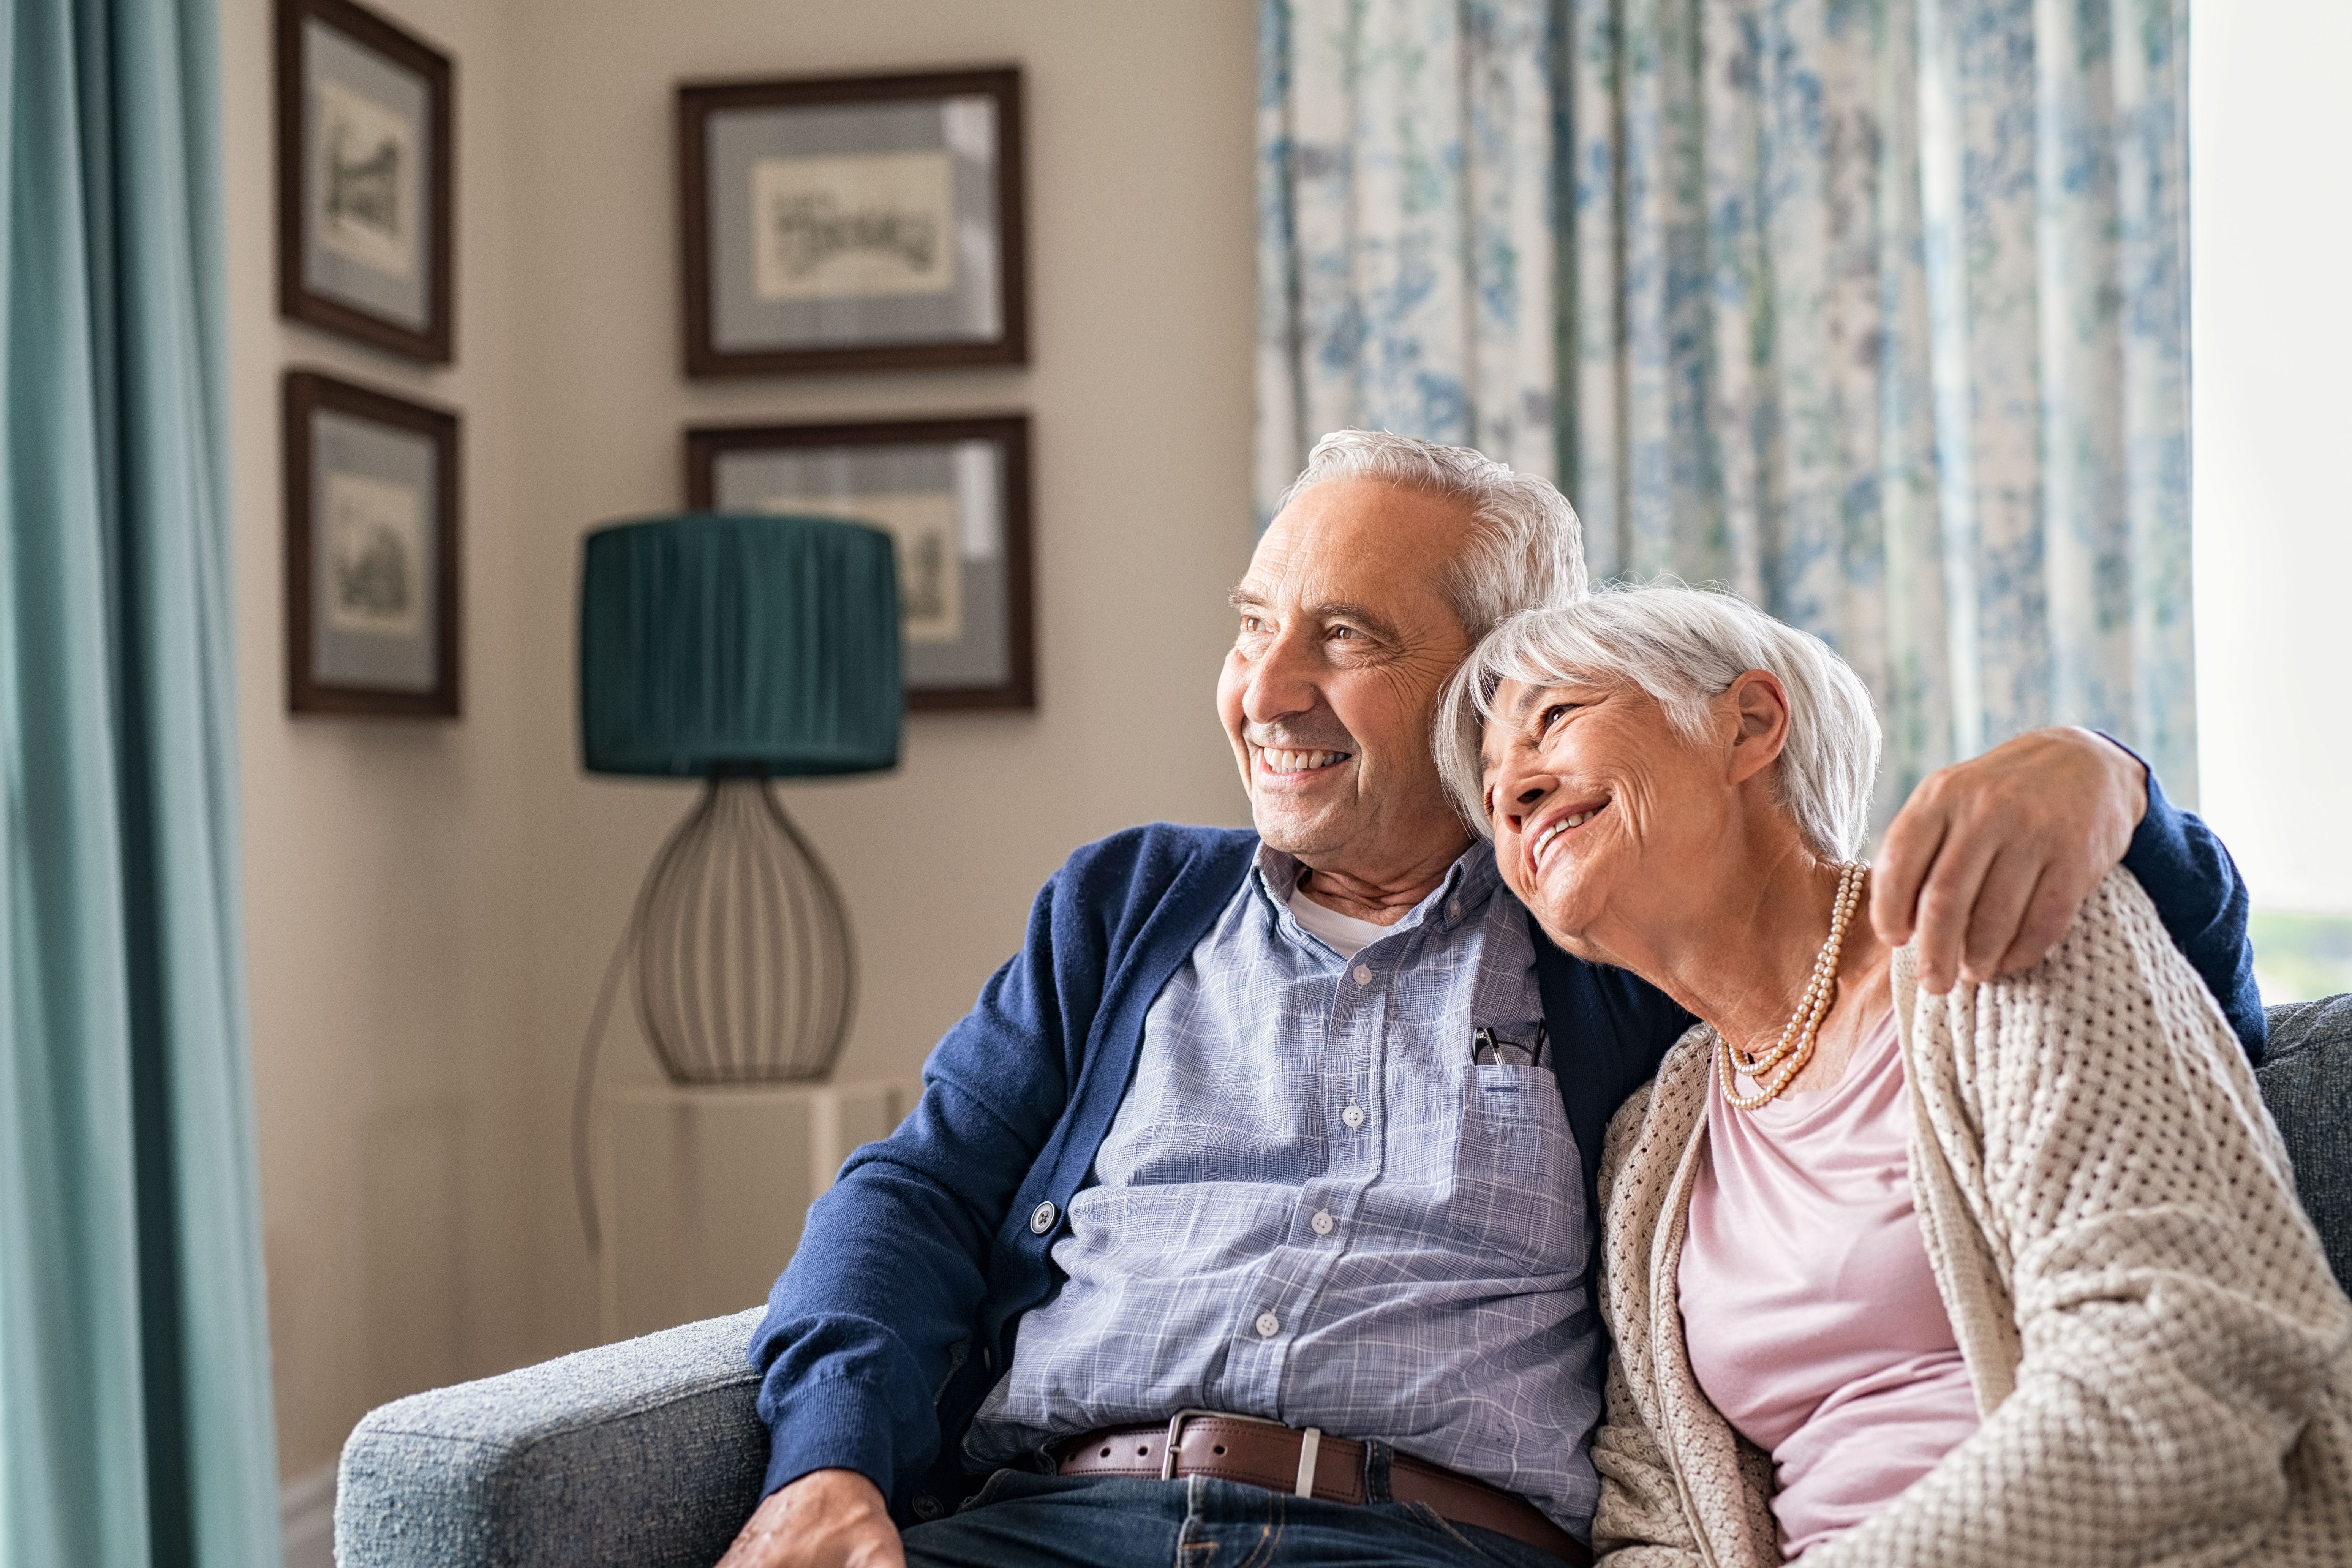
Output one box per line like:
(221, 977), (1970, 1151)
(1217, 478), (1479, 880)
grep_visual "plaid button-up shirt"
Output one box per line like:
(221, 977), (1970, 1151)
(966, 842), (1605, 1537)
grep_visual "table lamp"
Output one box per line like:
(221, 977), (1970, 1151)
(570, 513), (899, 1249)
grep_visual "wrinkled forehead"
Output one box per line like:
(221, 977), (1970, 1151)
(1239, 479), (1473, 618)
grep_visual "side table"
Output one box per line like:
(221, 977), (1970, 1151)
(590, 1076), (918, 1342)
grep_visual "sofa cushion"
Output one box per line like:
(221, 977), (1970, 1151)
(2260, 995), (2352, 1293)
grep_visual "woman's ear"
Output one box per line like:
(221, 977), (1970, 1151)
(1724, 670), (1791, 785)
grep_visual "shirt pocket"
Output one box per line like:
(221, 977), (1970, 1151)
(1449, 1064), (1582, 1272)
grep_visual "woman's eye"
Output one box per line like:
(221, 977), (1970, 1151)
(1540, 703), (1576, 732)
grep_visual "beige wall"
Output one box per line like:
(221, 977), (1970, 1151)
(223, 0), (541, 1479)
(505, 0), (1260, 1357)
(229, 0), (1258, 1478)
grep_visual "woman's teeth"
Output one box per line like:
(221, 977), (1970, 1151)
(1533, 807), (1602, 858)
(1261, 748), (1348, 773)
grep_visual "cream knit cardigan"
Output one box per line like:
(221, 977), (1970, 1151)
(1590, 869), (2352, 1567)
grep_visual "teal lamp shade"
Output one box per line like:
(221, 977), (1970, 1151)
(579, 513), (901, 777)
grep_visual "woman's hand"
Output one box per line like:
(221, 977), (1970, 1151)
(1871, 726), (2145, 991)
(716, 1469), (907, 1568)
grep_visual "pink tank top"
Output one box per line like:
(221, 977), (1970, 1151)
(1677, 1013), (1982, 1559)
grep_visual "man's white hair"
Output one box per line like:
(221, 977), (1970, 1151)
(1275, 429), (1588, 638)
(1438, 583), (1883, 860)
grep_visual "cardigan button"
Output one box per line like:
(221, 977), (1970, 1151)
(1028, 1200), (1059, 1235)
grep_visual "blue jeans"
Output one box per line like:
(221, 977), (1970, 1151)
(902, 1470), (1568, 1568)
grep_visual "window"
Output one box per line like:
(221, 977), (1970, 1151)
(2191, 1), (2352, 1003)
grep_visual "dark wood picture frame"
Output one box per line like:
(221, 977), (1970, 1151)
(685, 413), (1035, 712)
(276, 0), (456, 362)
(284, 371), (462, 718)
(678, 67), (1028, 378)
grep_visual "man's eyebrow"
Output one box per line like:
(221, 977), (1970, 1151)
(1224, 590), (1403, 644)
(1309, 600), (1402, 642)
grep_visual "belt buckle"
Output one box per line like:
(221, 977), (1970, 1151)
(1158, 1408), (1283, 1483)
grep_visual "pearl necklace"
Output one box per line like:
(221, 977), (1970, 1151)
(1719, 861), (1869, 1111)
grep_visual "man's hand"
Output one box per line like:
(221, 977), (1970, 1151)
(716, 1468), (906, 1568)
(1873, 727), (2148, 992)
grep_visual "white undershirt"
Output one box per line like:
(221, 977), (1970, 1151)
(1286, 885), (1395, 958)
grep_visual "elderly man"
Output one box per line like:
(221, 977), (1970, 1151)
(721, 433), (2257, 1568)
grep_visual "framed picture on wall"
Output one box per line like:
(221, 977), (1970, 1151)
(275, 0), (455, 362)
(284, 371), (462, 718)
(686, 414), (1034, 711)
(677, 67), (1027, 377)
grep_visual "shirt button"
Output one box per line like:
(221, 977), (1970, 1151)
(1353, 964), (1374, 986)
(1255, 1311), (1280, 1338)
(1448, 898), (1462, 920)
(1310, 1210), (1335, 1236)
(912, 1495), (944, 1521)
(1341, 1103), (1365, 1128)
(1028, 1200), (1058, 1234)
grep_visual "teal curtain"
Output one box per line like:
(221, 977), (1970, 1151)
(0, 0), (280, 1565)
(1258, 0), (2196, 817)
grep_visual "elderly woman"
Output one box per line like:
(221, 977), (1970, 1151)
(1440, 584), (2352, 1566)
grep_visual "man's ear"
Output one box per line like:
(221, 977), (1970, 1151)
(1724, 670), (1791, 786)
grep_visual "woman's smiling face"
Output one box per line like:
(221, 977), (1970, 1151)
(1479, 675), (1746, 954)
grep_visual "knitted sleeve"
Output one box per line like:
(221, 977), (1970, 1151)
(1810, 869), (2352, 1568)
(1590, 1352), (1709, 1567)
(1590, 1075), (1734, 1567)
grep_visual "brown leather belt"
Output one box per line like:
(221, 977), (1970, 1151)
(1057, 1413), (1590, 1565)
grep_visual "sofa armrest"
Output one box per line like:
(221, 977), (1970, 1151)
(335, 1307), (770, 1568)
(2261, 994), (2352, 1293)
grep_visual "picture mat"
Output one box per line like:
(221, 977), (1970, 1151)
(714, 440), (1008, 688)
(707, 96), (1001, 352)
(303, 17), (431, 330)
(312, 409), (438, 691)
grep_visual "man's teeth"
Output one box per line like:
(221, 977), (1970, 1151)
(1262, 748), (1348, 773)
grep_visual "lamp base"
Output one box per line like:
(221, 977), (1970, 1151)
(633, 771), (856, 1084)
(570, 771), (859, 1256)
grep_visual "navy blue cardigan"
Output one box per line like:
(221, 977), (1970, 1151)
(751, 780), (2259, 1523)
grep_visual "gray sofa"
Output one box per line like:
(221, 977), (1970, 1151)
(335, 996), (2352, 1568)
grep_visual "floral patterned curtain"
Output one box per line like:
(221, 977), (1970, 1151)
(1258, 0), (2195, 816)
(1255, 0), (1562, 506)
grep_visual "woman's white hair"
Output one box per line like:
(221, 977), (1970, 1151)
(1276, 429), (1588, 637)
(1438, 583), (1883, 860)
